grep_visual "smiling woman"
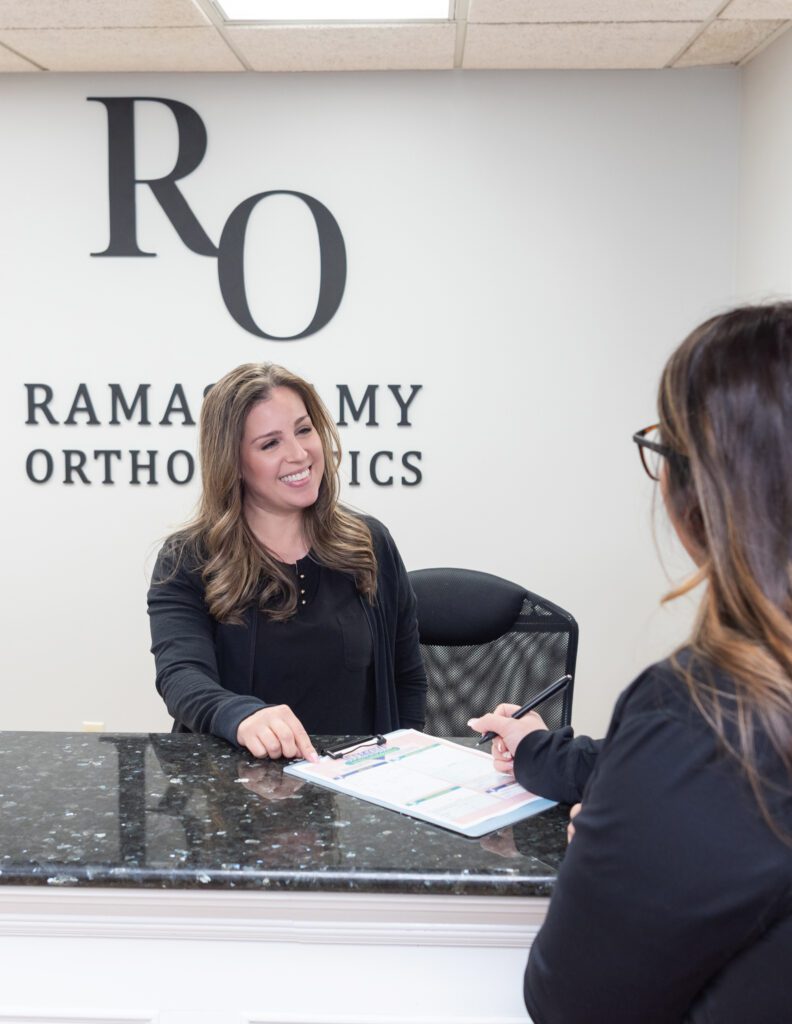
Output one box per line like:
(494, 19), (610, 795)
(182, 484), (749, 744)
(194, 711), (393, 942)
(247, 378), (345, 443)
(239, 388), (326, 522)
(147, 363), (427, 760)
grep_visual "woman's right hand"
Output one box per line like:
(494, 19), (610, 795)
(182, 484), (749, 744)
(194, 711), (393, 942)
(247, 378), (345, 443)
(470, 702), (549, 773)
(236, 705), (319, 762)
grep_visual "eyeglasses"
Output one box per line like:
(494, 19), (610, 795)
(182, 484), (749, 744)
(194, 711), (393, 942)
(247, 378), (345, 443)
(632, 424), (677, 482)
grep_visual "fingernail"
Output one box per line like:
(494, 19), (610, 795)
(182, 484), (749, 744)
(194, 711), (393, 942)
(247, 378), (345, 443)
(467, 718), (477, 727)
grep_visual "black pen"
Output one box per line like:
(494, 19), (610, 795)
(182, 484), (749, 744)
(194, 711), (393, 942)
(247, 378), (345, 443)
(475, 674), (573, 746)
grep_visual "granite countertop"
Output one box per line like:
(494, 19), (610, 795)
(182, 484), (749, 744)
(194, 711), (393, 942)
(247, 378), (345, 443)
(0, 732), (568, 897)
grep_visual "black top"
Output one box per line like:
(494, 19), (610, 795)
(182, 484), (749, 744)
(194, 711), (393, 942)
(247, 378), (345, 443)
(148, 515), (426, 745)
(253, 555), (375, 735)
(520, 653), (792, 1024)
(514, 726), (602, 805)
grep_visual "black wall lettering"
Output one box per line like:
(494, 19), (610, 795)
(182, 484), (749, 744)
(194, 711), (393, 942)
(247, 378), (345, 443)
(94, 449), (123, 484)
(65, 385), (100, 426)
(64, 450), (90, 484)
(159, 384), (194, 426)
(348, 450), (360, 487)
(89, 99), (346, 341)
(25, 384), (58, 425)
(217, 191), (346, 340)
(88, 97), (216, 258)
(388, 385), (422, 426)
(370, 451), (394, 486)
(26, 449), (53, 483)
(401, 451), (423, 486)
(167, 450), (194, 484)
(337, 385), (378, 426)
(110, 384), (151, 425)
(130, 450), (158, 485)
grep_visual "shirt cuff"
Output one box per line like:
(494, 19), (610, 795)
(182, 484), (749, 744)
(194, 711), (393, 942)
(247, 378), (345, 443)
(212, 698), (270, 748)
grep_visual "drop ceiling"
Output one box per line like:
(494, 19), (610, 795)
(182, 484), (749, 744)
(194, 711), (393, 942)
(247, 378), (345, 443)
(0, 0), (789, 72)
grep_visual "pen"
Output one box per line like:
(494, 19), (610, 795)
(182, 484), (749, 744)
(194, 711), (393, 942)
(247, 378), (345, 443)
(475, 673), (573, 746)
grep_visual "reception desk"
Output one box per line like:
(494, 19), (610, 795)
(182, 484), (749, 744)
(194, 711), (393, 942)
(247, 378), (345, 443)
(0, 732), (566, 1024)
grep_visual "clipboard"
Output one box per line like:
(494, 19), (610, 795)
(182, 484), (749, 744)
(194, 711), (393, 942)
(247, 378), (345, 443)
(284, 729), (556, 837)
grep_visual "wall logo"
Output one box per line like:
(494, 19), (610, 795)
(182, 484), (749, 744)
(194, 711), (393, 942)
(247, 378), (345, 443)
(88, 96), (346, 340)
(22, 99), (423, 489)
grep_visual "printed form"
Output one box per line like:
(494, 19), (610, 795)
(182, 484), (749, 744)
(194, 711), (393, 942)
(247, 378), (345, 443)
(284, 729), (555, 837)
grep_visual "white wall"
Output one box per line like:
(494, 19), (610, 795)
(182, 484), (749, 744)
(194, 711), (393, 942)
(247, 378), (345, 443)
(738, 27), (792, 300)
(1, 69), (740, 739)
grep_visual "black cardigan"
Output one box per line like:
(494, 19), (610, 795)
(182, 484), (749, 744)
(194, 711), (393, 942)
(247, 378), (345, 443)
(147, 516), (427, 746)
(521, 654), (792, 1024)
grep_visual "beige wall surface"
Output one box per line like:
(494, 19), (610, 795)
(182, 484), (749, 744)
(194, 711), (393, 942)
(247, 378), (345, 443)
(738, 27), (792, 299)
(0, 69), (740, 739)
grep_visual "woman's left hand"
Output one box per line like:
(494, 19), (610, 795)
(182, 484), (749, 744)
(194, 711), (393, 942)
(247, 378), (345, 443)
(567, 802), (582, 843)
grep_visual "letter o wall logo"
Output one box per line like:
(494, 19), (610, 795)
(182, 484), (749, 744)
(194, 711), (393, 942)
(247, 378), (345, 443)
(89, 97), (347, 340)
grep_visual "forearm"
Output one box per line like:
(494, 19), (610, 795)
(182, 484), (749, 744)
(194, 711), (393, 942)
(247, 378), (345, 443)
(155, 659), (266, 745)
(513, 728), (602, 804)
(148, 548), (266, 746)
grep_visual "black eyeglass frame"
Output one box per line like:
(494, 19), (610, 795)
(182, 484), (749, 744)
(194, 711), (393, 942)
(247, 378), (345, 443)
(632, 423), (678, 482)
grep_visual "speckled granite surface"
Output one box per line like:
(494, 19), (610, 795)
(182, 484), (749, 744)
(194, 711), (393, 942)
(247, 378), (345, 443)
(0, 732), (567, 896)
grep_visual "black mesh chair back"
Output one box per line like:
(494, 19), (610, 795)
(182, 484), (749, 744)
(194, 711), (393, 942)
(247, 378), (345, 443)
(409, 567), (578, 737)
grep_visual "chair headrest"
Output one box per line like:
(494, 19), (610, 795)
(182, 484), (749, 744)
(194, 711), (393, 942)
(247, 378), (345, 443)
(408, 567), (527, 646)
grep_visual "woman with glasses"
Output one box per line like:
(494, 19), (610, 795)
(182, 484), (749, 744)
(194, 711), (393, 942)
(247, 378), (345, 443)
(470, 304), (792, 1022)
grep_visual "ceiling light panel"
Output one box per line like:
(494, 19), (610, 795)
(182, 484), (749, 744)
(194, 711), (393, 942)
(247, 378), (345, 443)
(218, 0), (450, 21)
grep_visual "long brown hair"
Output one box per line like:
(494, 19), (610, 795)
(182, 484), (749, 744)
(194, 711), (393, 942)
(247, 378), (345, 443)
(173, 363), (376, 623)
(659, 302), (792, 833)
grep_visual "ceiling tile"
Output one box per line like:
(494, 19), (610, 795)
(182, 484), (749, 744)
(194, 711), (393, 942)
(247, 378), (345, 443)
(463, 22), (699, 68)
(0, 27), (244, 71)
(674, 18), (782, 64)
(226, 23), (456, 71)
(468, 0), (722, 22)
(0, 1), (208, 29)
(0, 41), (38, 69)
(721, 0), (792, 17)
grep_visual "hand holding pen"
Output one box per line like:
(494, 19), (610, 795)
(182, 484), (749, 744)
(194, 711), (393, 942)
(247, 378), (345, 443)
(467, 674), (572, 762)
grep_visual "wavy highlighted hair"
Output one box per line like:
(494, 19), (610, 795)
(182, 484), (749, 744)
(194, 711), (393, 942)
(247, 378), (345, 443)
(659, 302), (792, 838)
(176, 362), (376, 623)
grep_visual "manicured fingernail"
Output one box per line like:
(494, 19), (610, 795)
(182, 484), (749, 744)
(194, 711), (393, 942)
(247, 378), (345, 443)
(467, 718), (476, 727)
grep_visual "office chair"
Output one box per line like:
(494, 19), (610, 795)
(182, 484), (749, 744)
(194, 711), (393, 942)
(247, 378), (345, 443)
(408, 567), (578, 737)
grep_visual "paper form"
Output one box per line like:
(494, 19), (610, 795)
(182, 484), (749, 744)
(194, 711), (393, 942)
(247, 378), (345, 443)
(284, 729), (555, 837)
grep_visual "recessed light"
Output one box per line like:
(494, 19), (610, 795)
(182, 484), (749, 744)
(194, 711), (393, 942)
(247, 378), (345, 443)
(217, 0), (451, 22)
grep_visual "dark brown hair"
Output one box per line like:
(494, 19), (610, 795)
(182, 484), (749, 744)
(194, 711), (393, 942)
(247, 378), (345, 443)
(175, 362), (376, 623)
(659, 302), (792, 835)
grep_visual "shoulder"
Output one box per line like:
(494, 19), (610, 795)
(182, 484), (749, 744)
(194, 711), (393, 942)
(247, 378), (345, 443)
(359, 513), (390, 546)
(341, 512), (408, 592)
(610, 648), (733, 740)
(341, 510), (394, 553)
(152, 532), (205, 586)
(623, 649), (730, 707)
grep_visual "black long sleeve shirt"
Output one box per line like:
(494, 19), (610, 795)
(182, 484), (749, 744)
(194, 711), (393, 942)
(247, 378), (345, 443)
(148, 515), (426, 745)
(519, 654), (792, 1024)
(514, 726), (602, 805)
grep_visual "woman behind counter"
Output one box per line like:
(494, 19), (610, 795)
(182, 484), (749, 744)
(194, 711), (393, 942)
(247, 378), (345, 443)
(148, 363), (426, 761)
(471, 303), (792, 1023)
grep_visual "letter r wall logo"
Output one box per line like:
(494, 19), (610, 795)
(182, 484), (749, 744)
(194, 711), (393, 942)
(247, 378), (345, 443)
(88, 96), (347, 340)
